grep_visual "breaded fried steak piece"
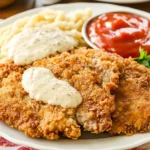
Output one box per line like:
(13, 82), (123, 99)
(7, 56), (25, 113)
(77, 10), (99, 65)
(110, 59), (150, 135)
(0, 48), (121, 139)
(33, 48), (122, 133)
(0, 63), (80, 140)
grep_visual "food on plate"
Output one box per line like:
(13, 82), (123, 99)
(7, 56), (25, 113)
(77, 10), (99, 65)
(0, 48), (122, 139)
(87, 12), (150, 58)
(8, 26), (78, 65)
(0, 8), (92, 59)
(0, 6), (150, 141)
(135, 48), (150, 68)
(110, 58), (150, 135)
(22, 67), (82, 108)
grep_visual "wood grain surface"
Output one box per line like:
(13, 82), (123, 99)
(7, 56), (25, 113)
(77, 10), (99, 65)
(0, 0), (150, 19)
(0, 0), (34, 19)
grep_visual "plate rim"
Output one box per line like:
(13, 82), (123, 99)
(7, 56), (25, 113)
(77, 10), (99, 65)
(1, 125), (150, 150)
(1, 2), (150, 150)
(95, 0), (150, 4)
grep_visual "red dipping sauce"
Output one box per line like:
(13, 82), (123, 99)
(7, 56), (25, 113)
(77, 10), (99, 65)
(87, 12), (150, 58)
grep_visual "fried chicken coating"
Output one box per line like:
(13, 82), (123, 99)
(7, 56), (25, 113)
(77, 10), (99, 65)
(33, 48), (122, 133)
(0, 48), (121, 139)
(0, 63), (80, 140)
(110, 59), (150, 135)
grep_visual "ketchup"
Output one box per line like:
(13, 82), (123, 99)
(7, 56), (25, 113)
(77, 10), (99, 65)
(87, 12), (150, 58)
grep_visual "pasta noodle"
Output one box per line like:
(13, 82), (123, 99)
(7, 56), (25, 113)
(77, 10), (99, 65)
(0, 8), (92, 59)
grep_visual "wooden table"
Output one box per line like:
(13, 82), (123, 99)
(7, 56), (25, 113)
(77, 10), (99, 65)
(0, 0), (150, 19)
(0, 0), (34, 19)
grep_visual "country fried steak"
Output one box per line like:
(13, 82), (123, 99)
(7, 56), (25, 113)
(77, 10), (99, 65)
(0, 48), (121, 139)
(110, 59), (150, 135)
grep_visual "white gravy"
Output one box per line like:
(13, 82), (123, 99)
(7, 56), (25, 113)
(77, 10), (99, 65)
(8, 26), (78, 65)
(22, 67), (82, 108)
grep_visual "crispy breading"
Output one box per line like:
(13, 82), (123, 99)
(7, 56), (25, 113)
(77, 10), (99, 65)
(0, 63), (80, 140)
(33, 48), (122, 133)
(0, 48), (121, 139)
(110, 59), (150, 135)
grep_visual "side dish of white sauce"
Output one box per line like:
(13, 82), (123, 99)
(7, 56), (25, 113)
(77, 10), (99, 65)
(8, 26), (78, 65)
(22, 67), (82, 108)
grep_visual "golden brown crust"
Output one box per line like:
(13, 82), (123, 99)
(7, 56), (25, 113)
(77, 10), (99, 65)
(33, 48), (122, 133)
(0, 64), (80, 140)
(2, 48), (150, 138)
(0, 48), (121, 139)
(110, 59), (150, 135)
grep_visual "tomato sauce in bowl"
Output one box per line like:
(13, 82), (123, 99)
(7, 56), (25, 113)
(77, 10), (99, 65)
(86, 12), (150, 58)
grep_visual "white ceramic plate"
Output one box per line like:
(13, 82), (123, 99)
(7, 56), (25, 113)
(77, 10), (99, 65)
(95, 0), (150, 4)
(1, 2), (150, 150)
(0, 19), (3, 23)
